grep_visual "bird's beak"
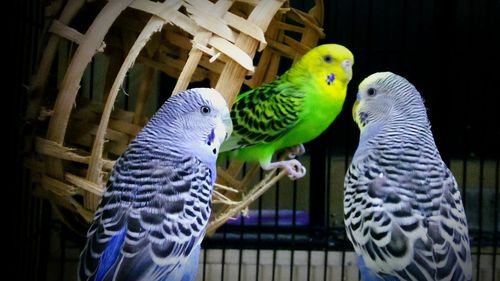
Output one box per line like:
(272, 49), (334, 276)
(222, 111), (233, 141)
(342, 59), (353, 81)
(352, 100), (359, 122)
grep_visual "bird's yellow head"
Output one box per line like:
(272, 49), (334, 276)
(296, 43), (354, 85)
(291, 44), (354, 106)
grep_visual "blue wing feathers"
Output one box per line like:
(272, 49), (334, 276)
(357, 256), (400, 281)
(78, 154), (213, 281)
(179, 245), (201, 281)
(95, 227), (126, 281)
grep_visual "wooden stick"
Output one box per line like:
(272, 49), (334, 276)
(207, 169), (287, 235)
(49, 20), (105, 52)
(133, 66), (155, 125)
(215, 0), (285, 107)
(86, 15), (167, 209)
(184, 1), (236, 43)
(172, 0), (232, 94)
(246, 13), (283, 88)
(214, 183), (240, 193)
(46, 0), (133, 185)
(215, 167), (242, 188)
(209, 36), (255, 72)
(42, 174), (78, 197)
(35, 137), (115, 170)
(66, 173), (105, 196)
(223, 12), (266, 50)
(26, 0), (85, 122)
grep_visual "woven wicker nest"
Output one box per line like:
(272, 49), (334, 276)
(25, 0), (325, 235)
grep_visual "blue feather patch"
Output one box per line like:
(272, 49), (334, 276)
(95, 227), (126, 281)
(206, 129), (215, 146)
(357, 256), (399, 281)
(180, 245), (201, 281)
(326, 73), (335, 85)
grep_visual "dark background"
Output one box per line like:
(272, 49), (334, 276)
(9, 0), (500, 280)
(320, 0), (499, 159)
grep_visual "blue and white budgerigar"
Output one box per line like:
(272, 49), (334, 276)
(344, 72), (472, 280)
(77, 88), (232, 281)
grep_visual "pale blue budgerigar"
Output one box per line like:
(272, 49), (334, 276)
(344, 72), (472, 281)
(77, 88), (232, 281)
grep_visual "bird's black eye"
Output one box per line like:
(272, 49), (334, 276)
(367, 88), (376, 97)
(323, 54), (333, 63)
(200, 106), (211, 115)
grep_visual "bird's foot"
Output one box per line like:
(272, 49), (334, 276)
(285, 144), (306, 159)
(264, 159), (306, 180)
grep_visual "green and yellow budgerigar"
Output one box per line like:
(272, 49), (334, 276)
(220, 44), (354, 179)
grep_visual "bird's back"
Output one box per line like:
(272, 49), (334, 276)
(78, 141), (214, 281)
(344, 123), (472, 280)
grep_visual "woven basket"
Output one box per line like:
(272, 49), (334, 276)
(25, 0), (325, 234)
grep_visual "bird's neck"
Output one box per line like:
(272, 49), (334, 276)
(358, 118), (434, 151)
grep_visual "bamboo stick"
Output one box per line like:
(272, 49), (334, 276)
(246, 13), (284, 88)
(46, 0), (133, 184)
(49, 20), (105, 52)
(66, 173), (105, 196)
(138, 55), (208, 82)
(86, 15), (168, 209)
(209, 36), (254, 72)
(26, 0), (86, 122)
(207, 169), (287, 234)
(172, 0), (232, 94)
(215, 0), (285, 107)
(41, 175), (78, 197)
(133, 66), (155, 125)
(184, 2), (236, 43)
(223, 12), (266, 50)
(36, 137), (115, 170)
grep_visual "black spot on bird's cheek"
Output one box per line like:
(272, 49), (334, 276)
(213, 148), (217, 154)
(359, 112), (369, 126)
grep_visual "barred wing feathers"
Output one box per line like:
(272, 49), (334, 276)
(344, 138), (472, 281)
(221, 80), (305, 151)
(78, 146), (214, 281)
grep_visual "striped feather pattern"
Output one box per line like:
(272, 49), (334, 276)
(78, 141), (214, 281)
(345, 72), (472, 281)
(77, 88), (230, 281)
(230, 78), (305, 147)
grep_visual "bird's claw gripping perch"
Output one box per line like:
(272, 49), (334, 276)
(264, 159), (306, 180)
